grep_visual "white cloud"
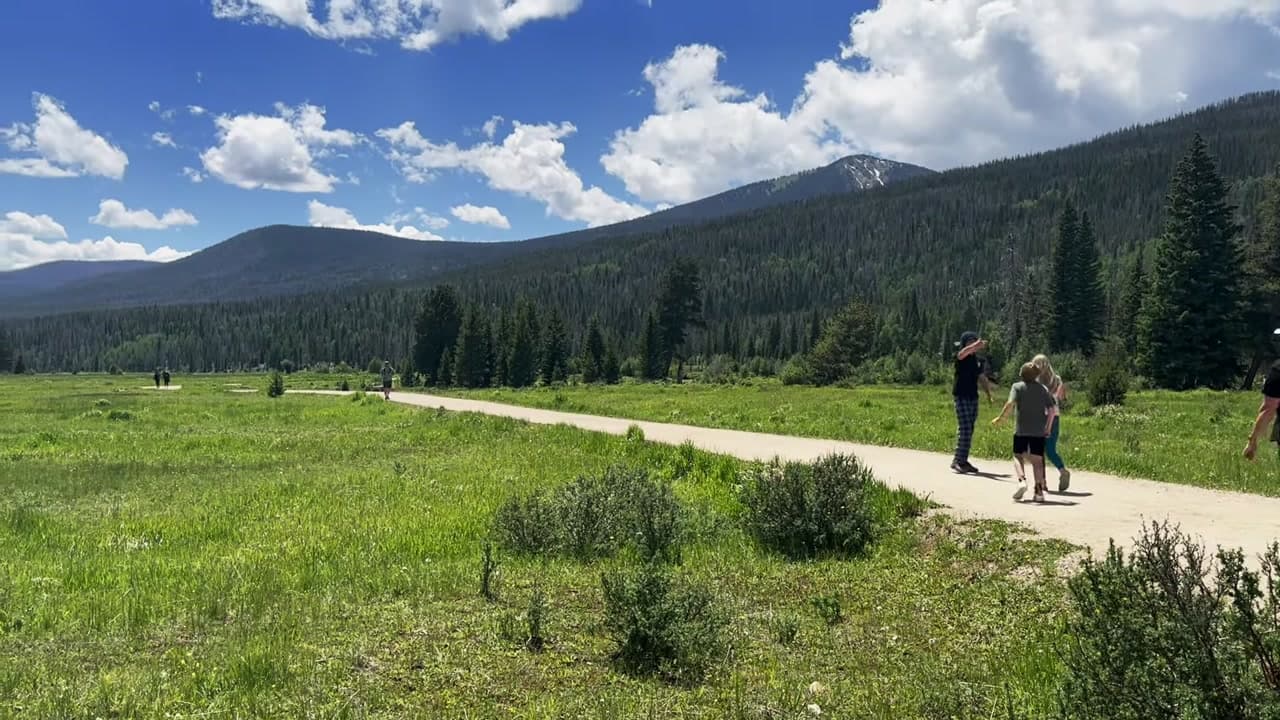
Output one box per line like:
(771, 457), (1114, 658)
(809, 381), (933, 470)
(182, 166), (205, 183)
(151, 132), (177, 148)
(602, 44), (849, 205)
(200, 103), (358, 192)
(388, 206), (450, 229)
(195, 71), (204, 84)
(0, 211), (67, 239)
(451, 203), (510, 229)
(379, 120), (648, 227)
(307, 199), (444, 241)
(212, 0), (582, 51)
(90, 199), (199, 230)
(601, 3), (1280, 203)
(482, 115), (504, 139)
(188, 105), (207, 116)
(148, 100), (161, 113)
(0, 211), (187, 270)
(0, 94), (129, 179)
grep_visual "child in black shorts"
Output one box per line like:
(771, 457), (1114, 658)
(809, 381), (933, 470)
(991, 361), (1058, 503)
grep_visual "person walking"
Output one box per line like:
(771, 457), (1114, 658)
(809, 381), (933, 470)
(991, 361), (1058, 503)
(380, 360), (394, 401)
(153, 368), (161, 388)
(1031, 354), (1071, 491)
(1244, 328), (1280, 461)
(951, 331), (988, 474)
(162, 368), (171, 387)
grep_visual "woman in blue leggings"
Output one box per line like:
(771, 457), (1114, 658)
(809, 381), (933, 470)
(1032, 354), (1070, 491)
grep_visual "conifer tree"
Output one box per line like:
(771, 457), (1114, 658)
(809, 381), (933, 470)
(0, 326), (11, 374)
(1242, 173), (1280, 386)
(581, 316), (606, 383)
(507, 301), (540, 388)
(412, 285), (463, 385)
(539, 310), (569, 384)
(806, 299), (877, 386)
(1138, 135), (1247, 389)
(1073, 212), (1106, 354)
(640, 311), (664, 380)
(493, 309), (513, 387)
(452, 308), (492, 388)
(12, 354), (26, 375)
(655, 259), (704, 380)
(437, 347), (454, 387)
(1113, 255), (1148, 355)
(603, 344), (621, 385)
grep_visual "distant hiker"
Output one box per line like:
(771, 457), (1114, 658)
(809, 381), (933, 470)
(1244, 328), (1280, 461)
(380, 360), (394, 400)
(1032, 354), (1070, 491)
(991, 361), (1058, 503)
(951, 331), (988, 474)
(162, 368), (171, 387)
(153, 368), (161, 388)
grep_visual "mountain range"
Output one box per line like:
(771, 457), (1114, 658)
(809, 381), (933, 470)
(0, 154), (936, 317)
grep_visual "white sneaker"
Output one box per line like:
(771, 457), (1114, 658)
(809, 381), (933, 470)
(1033, 492), (1045, 503)
(1058, 469), (1071, 493)
(1013, 485), (1027, 501)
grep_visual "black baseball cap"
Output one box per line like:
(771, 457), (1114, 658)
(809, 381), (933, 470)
(955, 331), (979, 348)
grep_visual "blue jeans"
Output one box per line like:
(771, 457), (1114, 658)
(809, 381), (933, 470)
(1046, 416), (1065, 470)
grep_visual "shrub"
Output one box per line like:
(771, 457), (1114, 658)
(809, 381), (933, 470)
(494, 491), (558, 555)
(338, 379), (350, 392)
(810, 594), (843, 626)
(266, 371), (286, 398)
(280, 359), (295, 375)
(620, 469), (683, 564)
(778, 355), (812, 386)
(366, 358), (382, 374)
(106, 409), (133, 421)
(525, 585), (549, 652)
(741, 454), (877, 560)
(625, 424), (645, 443)
(107, 365), (123, 376)
(1062, 522), (1280, 719)
(600, 562), (727, 683)
(701, 355), (737, 384)
(768, 613), (800, 645)
(1086, 339), (1129, 407)
(554, 472), (619, 561)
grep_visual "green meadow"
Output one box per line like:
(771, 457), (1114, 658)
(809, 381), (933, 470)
(1, 374), (1075, 719)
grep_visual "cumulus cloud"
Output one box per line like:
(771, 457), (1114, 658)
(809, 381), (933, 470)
(90, 199), (199, 230)
(0, 94), (129, 179)
(481, 115), (504, 139)
(188, 105), (207, 116)
(602, 3), (1280, 203)
(212, 0), (582, 50)
(0, 210), (188, 270)
(388, 206), (450, 230)
(200, 103), (358, 192)
(602, 44), (849, 205)
(182, 166), (205, 183)
(451, 203), (511, 229)
(307, 199), (444, 241)
(151, 132), (177, 148)
(379, 120), (648, 227)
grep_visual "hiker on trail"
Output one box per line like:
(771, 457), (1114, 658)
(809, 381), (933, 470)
(991, 361), (1058, 503)
(951, 331), (988, 474)
(1244, 328), (1280, 461)
(153, 368), (161, 388)
(380, 360), (394, 401)
(162, 368), (171, 387)
(1032, 354), (1070, 491)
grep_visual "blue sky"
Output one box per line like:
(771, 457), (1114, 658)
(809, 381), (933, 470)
(2, 0), (1279, 270)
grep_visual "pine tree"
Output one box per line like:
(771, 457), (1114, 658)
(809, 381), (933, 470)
(602, 344), (621, 385)
(806, 299), (877, 386)
(1138, 135), (1247, 389)
(655, 259), (704, 380)
(539, 310), (569, 384)
(640, 311), (664, 380)
(13, 354), (26, 375)
(1048, 203), (1080, 353)
(493, 309), (513, 387)
(507, 301), (540, 388)
(1072, 212), (1106, 354)
(412, 285), (463, 385)
(1242, 173), (1280, 386)
(437, 347), (454, 387)
(1113, 254), (1148, 355)
(452, 308), (492, 388)
(581, 316), (606, 383)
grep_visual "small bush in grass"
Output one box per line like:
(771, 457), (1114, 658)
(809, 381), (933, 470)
(266, 371), (285, 398)
(106, 409), (133, 421)
(625, 424), (645, 443)
(1062, 522), (1280, 719)
(494, 491), (557, 555)
(555, 473), (619, 561)
(107, 365), (123, 376)
(621, 470), (683, 564)
(768, 613), (800, 646)
(338, 379), (350, 392)
(810, 594), (843, 626)
(1086, 338), (1128, 407)
(778, 355), (812, 386)
(525, 585), (549, 652)
(741, 454), (877, 560)
(600, 562), (727, 683)
(93, 399), (111, 408)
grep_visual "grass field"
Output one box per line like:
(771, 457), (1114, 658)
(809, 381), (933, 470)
(449, 380), (1280, 496)
(1, 374), (1075, 718)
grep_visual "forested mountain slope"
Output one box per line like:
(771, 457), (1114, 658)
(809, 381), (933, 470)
(9, 92), (1280, 372)
(0, 260), (156, 300)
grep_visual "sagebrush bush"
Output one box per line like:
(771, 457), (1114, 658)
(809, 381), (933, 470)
(741, 454), (877, 560)
(494, 465), (683, 562)
(600, 562), (727, 683)
(1062, 522), (1280, 719)
(266, 371), (285, 398)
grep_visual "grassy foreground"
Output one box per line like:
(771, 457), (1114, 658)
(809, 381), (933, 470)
(1, 375), (1073, 718)
(450, 380), (1280, 496)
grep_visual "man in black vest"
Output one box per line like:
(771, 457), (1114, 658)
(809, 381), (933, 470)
(951, 331), (987, 473)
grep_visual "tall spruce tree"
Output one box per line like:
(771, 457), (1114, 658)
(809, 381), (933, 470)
(655, 259), (704, 381)
(493, 309), (513, 387)
(640, 311), (664, 380)
(452, 308), (492, 388)
(581, 316), (606, 383)
(806, 299), (878, 386)
(602, 344), (621, 385)
(1048, 204), (1080, 352)
(412, 285), (463, 385)
(1138, 135), (1247, 389)
(1113, 254), (1148, 355)
(539, 310), (569, 384)
(507, 301), (540, 388)
(1047, 204), (1105, 353)
(1073, 212), (1106, 354)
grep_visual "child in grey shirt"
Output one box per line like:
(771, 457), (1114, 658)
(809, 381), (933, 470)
(991, 361), (1058, 503)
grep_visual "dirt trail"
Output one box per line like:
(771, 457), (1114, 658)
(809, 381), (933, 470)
(290, 389), (1280, 560)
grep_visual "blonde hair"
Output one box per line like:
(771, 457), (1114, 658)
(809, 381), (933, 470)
(1031, 354), (1062, 392)
(1019, 362), (1040, 383)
